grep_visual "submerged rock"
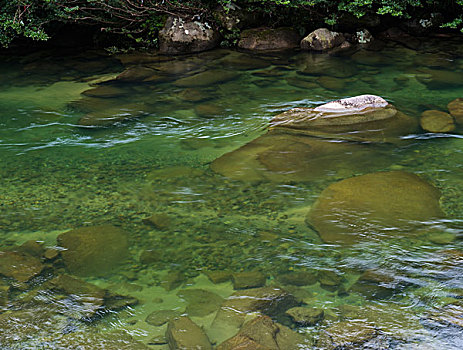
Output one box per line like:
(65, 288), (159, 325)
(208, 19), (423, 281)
(195, 102), (225, 118)
(177, 288), (224, 317)
(286, 306), (324, 326)
(316, 75), (347, 91)
(159, 16), (220, 55)
(336, 303), (423, 339)
(307, 171), (444, 244)
(270, 95), (418, 143)
(318, 270), (343, 289)
(160, 270), (185, 291)
(210, 286), (298, 343)
(0, 283), (10, 306)
(220, 53), (271, 71)
(420, 110), (455, 133)
(57, 330), (150, 349)
(317, 320), (377, 349)
(211, 132), (393, 182)
(285, 76), (319, 89)
(18, 240), (45, 258)
(166, 316), (212, 350)
(276, 271), (318, 286)
(145, 309), (181, 326)
(143, 213), (171, 230)
(116, 66), (157, 82)
(0, 250), (43, 283)
(57, 225), (129, 277)
(216, 335), (268, 350)
(297, 55), (358, 78)
(448, 98), (463, 125)
(416, 68), (463, 89)
(349, 269), (400, 299)
(218, 315), (309, 350)
(205, 270), (232, 284)
(301, 28), (345, 51)
(43, 274), (137, 319)
(174, 69), (238, 87)
(232, 271), (266, 289)
(81, 85), (126, 98)
(78, 104), (145, 127)
(238, 27), (301, 51)
(44, 274), (106, 318)
(176, 88), (213, 102)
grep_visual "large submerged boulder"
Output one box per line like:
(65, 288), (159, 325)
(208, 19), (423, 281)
(211, 132), (393, 182)
(238, 27), (301, 51)
(300, 28), (345, 51)
(57, 225), (129, 277)
(270, 95), (418, 143)
(306, 171), (444, 244)
(159, 16), (220, 55)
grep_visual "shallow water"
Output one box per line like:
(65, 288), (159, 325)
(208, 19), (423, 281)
(0, 39), (463, 349)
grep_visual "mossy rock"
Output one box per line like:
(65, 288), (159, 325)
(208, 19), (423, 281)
(166, 316), (212, 350)
(211, 132), (393, 183)
(0, 250), (43, 283)
(420, 110), (455, 133)
(270, 95), (418, 143)
(307, 171), (444, 244)
(57, 225), (129, 277)
(448, 98), (463, 125)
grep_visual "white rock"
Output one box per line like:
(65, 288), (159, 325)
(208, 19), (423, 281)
(314, 95), (388, 113)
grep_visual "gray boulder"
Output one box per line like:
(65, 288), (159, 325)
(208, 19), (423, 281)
(159, 16), (220, 55)
(301, 28), (345, 51)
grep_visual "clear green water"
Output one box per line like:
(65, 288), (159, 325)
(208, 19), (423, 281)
(0, 39), (463, 349)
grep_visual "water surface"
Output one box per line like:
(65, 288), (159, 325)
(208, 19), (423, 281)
(1, 39), (463, 349)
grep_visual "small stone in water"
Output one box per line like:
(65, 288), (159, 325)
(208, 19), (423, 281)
(420, 110), (455, 133)
(148, 335), (167, 345)
(44, 248), (59, 260)
(143, 213), (171, 230)
(18, 240), (45, 258)
(276, 271), (318, 286)
(318, 270), (343, 287)
(166, 316), (212, 350)
(145, 309), (181, 326)
(0, 251), (44, 283)
(286, 306), (324, 326)
(160, 271), (185, 291)
(205, 270), (232, 284)
(232, 271), (267, 289)
(177, 288), (224, 317)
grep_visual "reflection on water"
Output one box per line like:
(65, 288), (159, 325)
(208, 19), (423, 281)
(0, 39), (463, 349)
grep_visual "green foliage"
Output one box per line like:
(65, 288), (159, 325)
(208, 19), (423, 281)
(0, 1), (56, 47)
(0, 0), (462, 48)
